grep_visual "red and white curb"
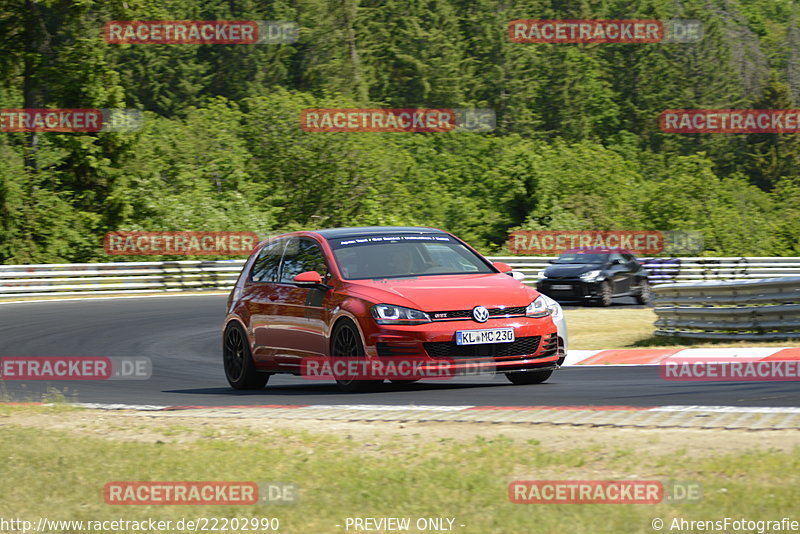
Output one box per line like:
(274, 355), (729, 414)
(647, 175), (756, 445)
(562, 347), (800, 366)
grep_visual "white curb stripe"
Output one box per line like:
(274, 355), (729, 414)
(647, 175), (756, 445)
(560, 350), (601, 366)
(305, 404), (476, 412)
(649, 405), (800, 414)
(57, 402), (800, 415)
(74, 403), (171, 411)
(562, 347), (798, 366)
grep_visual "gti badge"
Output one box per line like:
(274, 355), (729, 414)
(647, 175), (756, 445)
(472, 305), (489, 323)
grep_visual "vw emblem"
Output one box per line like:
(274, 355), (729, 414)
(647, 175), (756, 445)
(472, 305), (490, 323)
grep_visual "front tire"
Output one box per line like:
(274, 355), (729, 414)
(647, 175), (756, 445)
(505, 370), (553, 385)
(597, 281), (613, 307)
(331, 319), (373, 393)
(223, 322), (270, 390)
(635, 279), (652, 305)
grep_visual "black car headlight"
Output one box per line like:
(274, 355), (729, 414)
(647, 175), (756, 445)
(371, 304), (431, 325)
(579, 269), (602, 282)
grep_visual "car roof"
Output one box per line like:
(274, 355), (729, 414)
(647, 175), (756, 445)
(562, 247), (633, 255)
(315, 226), (445, 239)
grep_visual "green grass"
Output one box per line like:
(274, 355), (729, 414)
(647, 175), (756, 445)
(0, 407), (797, 534)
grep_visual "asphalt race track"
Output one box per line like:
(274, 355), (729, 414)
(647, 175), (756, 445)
(0, 295), (798, 408)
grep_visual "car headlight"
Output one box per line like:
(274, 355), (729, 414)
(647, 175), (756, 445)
(525, 295), (551, 318)
(580, 270), (602, 282)
(370, 304), (431, 325)
(539, 293), (563, 320)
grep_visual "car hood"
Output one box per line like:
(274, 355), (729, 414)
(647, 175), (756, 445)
(544, 263), (602, 278)
(345, 273), (537, 311)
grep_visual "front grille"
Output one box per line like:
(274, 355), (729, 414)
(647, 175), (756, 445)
(540, 284), (586, 298)
(430, 306), (527, 321)
(424, 336), (541, 359)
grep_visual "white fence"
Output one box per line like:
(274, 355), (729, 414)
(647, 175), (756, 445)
(1, 257), (800, 299)
(0, 260), (244, 298)
(653, 277), (800, 340)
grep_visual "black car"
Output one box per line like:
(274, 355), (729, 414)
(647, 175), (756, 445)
(536, 249), (652, 306)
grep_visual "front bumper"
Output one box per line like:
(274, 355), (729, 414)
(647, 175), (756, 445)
(364, 317), (560, 373)
(537, 278), (603, 301)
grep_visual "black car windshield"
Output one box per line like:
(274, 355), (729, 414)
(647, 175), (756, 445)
(328, 234), (494, 279)
(554, 253), (608, 264)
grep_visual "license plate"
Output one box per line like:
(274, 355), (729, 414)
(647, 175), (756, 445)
(456, 328), (515, 345)
(551, 284), (572, 290)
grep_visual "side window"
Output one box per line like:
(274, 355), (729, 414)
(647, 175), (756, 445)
(279, 238), (329, 284)
(250, 240), (284, 283)
(622, 253), (639, 268)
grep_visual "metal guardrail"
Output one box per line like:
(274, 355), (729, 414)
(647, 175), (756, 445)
(653, 277), (800, 340)
(0, 261), (245, 298)
(1, 257), (799, 299)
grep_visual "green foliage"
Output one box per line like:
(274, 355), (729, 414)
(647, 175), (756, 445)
(0, 0), (798, 262)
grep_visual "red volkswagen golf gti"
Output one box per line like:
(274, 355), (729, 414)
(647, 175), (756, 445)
(223, 227), (564, 392)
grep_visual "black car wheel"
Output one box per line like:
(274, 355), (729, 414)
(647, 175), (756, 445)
(331, 319), (373, 393)
(223, 322), (270, 390)
(505, 369), (553, 385)
(635, 279), (653, 305)
(597, 281), (613, 307)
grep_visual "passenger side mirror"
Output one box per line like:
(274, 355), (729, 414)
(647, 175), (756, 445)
(292, 271), (327, 288)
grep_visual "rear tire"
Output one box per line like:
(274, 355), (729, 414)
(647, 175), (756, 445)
(331, 319), (372, 393)
(505, 370), (553, 385)
(223, 322), (270, 390)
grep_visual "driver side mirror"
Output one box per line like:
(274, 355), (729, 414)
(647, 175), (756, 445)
(292, 271), (328, 289)
(610, 259), (623, 266)
(493, 261), (513, 273)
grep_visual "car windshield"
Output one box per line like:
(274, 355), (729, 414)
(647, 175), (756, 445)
(328, 234), (494, 279)
(553, 253), (608, 264)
